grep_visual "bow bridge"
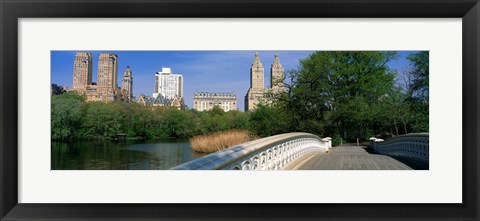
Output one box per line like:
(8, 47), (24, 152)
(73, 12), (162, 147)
(172, 132), (429, 170)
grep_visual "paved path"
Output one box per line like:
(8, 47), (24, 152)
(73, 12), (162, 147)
(295, 144), (413, 170)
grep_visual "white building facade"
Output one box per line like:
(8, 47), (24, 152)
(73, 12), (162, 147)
(153, 67), (183, 100)
(194, 92), (237, 112)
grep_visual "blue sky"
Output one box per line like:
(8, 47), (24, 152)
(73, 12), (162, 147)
(51, 51), (416, 111)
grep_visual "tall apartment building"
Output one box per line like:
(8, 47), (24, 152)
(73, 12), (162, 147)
(97, 53), (119, 102)
(250, 52), (265, 90)
(121, 66), (134, 102)
(270, 53), (285, 92)
(153, 67), (183, 100)
(245, 53), (285, 112)
(193, 92), (237, 112)
(72, 52), (93, 91)
(71, 52), (123, 102)
(245, 53), (266, 112)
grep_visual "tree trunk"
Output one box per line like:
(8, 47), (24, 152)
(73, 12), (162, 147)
(403, 121), (408, 134)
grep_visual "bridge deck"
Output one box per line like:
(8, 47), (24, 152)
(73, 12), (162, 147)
(295, 144), (413, 170)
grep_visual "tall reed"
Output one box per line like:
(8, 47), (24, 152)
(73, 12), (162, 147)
(190, 130), (254, 153)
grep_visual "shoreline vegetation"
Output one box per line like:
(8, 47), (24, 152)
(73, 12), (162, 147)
(52, 51), (429, 150)
(51, 93), (250, 141)
(190, 130), (255, 153)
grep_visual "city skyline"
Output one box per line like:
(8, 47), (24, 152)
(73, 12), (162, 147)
(51, 50), (416, 111)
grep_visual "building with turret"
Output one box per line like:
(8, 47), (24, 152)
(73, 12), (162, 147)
(121, 66), (134, 102)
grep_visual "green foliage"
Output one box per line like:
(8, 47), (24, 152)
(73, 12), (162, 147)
(406, 51), (429, 132)
(200, 106), (229, 133)
(248, 104), (290, 137)
(407, 51), (429, 101)
(225, 110), (249, 130)
(51, 99), (251, 141)
(51, 93), (85, 140)
(122, 103), (153, 138)
(407, 98), (429, 133)
(247, 51), (429, 141)
(52, 51), (429, 142)
(51, 84), (66, 96)
(159, 108), (195, 138)
(58, 91), (86, 102)
(288, 51), (399, 140)
(82, 102), (124, 138)
(331, 136), (342, 147)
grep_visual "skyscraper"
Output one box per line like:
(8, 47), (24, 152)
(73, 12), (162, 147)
(245, 53), (266, 112)
(97, 53), (118, 90)
(72, 52), (92, 91)
(97, 53), (118, 102)
(153, 67), (183, 100)
(121, 66), (133, 102)
(245, 53), (285, 112)
(250, 52), (265, 90)
(270, 53), (284, 92)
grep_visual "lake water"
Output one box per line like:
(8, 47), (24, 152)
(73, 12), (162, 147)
(51, 139), (208, 170)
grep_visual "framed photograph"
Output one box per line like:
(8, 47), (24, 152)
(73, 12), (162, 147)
(1, 0), (478, 220)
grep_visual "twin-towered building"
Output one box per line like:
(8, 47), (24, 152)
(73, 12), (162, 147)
(245, 53), (285, 112)
(192, 53), (284, 112)
(71, 52), (283, 112)
(72, 52), (133, 102)
(71, 52), (183, 108)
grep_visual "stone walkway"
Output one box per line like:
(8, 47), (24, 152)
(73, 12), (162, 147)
(295, 144), (413, 170)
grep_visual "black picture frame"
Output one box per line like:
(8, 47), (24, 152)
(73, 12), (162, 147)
(1, 0), (479, 220)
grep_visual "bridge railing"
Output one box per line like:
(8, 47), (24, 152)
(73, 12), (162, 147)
(171, 132), (331, 170)
(370, 133), (429, 164)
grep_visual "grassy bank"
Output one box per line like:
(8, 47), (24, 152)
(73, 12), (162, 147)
(190, 130), (255, 153)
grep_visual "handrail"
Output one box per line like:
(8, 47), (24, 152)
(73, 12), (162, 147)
(370, 133), (429, 164)
(171, 132), (331, 170)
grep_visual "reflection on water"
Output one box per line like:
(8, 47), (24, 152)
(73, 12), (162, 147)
(51, 139), (208, 170)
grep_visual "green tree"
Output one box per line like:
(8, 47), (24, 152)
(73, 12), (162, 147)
(249, 104), (290, 137)
(82, 102), (124, 138)
(129, 104), (156, 138)
(159, 108), (196, 138)
(405, 51), (429, 132)
(407, 51), (429, 101)
(290, 51), (398, 140)
(225, 110), (249, 130)
(199, 106), (229, 133)
(51, 84), (66, 96)
(51, 93), (85, 140)
(373, 87), (414, 136)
